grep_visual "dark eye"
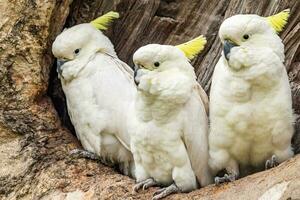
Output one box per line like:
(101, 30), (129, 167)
(243, 34), (249, 40)
(154, 62), (160, 67)
(74, 49), (80, 55)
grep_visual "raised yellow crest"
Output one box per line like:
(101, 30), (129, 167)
(266, 9), (290, 33)
(90, 11), (120, 30)
(176, 35), (207, 60)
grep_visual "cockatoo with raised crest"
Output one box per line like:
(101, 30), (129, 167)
(52, 11), (136, 176)
(130, 36), (212, 200)
(209, 9), (294, 184)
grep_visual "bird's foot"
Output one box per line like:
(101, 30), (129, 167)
(133, 178), (157, 192)
(215, 173), (237, 185)
(265, 155), (279, 170)
(70, 149), (100, 160)
(70, 149), (114, 167)
(152, 184), (180, 200)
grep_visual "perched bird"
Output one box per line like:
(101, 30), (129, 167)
(209, 9), (294, 184)
(130, 36), (212, 200)
(52, 11), (136, 176)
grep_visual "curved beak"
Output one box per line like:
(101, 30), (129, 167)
(133, 64), (140, 86)
(223, 40), (238, 60)
(56, 59), (67, 77)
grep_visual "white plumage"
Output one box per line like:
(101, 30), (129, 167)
(52, 22), (136, 176)
(209, 13), (294, 182)
(130, 43), (212, 199)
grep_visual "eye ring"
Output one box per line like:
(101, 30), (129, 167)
(154, 62), (160, 67)
(74, 49), (80, 55)
(243, 34), (250, 40)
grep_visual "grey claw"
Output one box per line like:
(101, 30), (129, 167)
(153, 187), (166, 196)
(133, 178), (157, 192)
(133, 183), (143, 192)
(215, 177), (222, 185)
(69, 149), (115, 167)
(152, 184), (180, 200)
(143, 178), (156, 190)
(69, 149), (82, 156)
(69, 149), (100, 160)
(214, 173), (236, 185)
(265, 155), (279, 170)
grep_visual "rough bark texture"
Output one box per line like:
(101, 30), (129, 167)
(0, 0), (300, 199)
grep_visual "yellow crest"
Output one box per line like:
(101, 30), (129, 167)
(266, 9), (290, 33)
(176, 35), (207, 60)
(90, 11), (120, 30)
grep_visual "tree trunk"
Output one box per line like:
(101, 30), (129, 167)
(0, 0), (299, 199)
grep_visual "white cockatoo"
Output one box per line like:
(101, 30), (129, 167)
(130, 36), (212, 200)
(52, 11), (136, 176)
(209, 9), (294, 184)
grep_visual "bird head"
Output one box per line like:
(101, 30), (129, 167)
(219, 9), (289, 69)
(52, 11), (119, 80)
(133, 35), (206, 85)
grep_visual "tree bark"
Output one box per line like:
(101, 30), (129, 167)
(0, 0), (300, 199)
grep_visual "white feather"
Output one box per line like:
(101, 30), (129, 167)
(209, 14), (294, 176)
(130, 44), (212, 191)
(52, 24), (136, 176)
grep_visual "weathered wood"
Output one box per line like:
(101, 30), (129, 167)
(0, 0), (300, 199)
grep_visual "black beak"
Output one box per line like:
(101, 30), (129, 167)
(223, 40), (237, 60)
(133, 65), (140, 86)
(56, 59), (67, 77)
